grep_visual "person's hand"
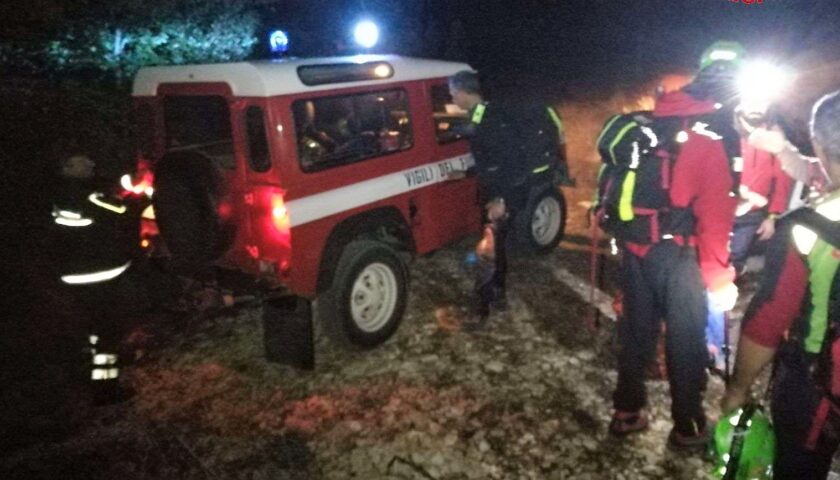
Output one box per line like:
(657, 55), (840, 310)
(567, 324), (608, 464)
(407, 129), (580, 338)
(709, 282), (738, 312)
(756, 216), (776, 241)
(721, 384), (750, 414)
(486, 199), (506, 221)
(748, 126), (787, 155)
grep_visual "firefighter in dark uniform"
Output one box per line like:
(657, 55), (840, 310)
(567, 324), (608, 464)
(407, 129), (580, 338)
(447, 71), (567, 330)
(52, 154), (138, 404)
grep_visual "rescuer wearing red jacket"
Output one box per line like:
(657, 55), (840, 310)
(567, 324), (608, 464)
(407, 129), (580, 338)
(730, 112), (793, 275)
(609, 43), (741, 450)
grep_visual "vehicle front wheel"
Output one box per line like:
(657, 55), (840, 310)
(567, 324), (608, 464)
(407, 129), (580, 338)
(321, 240), (408, 348)
(517, 187), (566, 253)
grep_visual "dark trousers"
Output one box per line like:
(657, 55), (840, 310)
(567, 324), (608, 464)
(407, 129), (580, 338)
(772, 349), (840, 479)
(613, 242), (709, 435)
(473, 216), (508, 317)
(730, 210), (768, 274)
(71, 268), (145, 359)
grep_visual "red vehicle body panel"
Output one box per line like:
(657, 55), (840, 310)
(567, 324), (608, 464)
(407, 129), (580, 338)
(135, 66), (481, 297)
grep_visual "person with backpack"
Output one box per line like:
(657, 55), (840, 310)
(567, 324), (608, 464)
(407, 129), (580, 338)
(447, 70), (567, 331)
(721, 90), (840, 479)
(600, 42), (744, 449)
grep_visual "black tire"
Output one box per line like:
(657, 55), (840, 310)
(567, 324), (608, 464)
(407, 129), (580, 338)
(152, 151), (229, 273)
(320, 240), (408, 348)
(516, 187), (566, 254)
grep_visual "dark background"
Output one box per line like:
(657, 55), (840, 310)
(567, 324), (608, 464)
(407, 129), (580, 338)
(4, 0), (840, 90)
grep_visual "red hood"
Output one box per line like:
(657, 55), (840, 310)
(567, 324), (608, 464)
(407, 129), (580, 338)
(653, 90), (718, 118)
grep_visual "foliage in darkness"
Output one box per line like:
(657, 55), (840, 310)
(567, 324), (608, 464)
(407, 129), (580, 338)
(43, 0), (259, 83)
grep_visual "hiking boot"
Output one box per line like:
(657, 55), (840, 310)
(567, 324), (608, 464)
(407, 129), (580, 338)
(462, 314), (488, 333)
(667, 426), (710, 452)
(609, 410), (649, 436)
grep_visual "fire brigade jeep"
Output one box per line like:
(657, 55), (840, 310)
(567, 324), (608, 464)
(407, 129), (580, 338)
(130, 55), (567, 349)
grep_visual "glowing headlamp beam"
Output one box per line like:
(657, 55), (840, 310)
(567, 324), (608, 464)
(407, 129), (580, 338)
(737, 60), (793, 111)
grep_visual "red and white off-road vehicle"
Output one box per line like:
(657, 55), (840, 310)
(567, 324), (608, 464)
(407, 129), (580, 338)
(129, 55), (567, 352)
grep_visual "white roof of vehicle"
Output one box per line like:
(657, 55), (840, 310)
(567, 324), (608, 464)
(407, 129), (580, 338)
(133, 55), (473, 97)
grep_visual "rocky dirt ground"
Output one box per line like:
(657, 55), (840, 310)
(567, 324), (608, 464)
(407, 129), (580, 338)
(3, 239), (735, 480)
(2, 86), (760, 480)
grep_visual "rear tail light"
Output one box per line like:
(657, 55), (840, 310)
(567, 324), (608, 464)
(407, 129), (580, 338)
(246, 188), (292, 277)
(272, 195), (290, 230)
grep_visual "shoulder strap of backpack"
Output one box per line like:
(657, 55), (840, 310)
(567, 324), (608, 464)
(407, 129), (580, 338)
(701, 109), (742, 196)
(782, 207), (840, 250)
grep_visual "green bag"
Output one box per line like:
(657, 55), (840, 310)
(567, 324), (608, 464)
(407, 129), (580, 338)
(712, 404), (775, 480)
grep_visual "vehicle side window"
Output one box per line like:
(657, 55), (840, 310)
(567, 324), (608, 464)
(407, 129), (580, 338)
(292, 89), (413, 172)
(245, 106), (271, 173)
(430, 84), (470, 144)
(163, 95), (235, 169)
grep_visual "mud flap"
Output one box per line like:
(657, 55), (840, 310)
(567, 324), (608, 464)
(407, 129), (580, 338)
(262, 296), (314, 370)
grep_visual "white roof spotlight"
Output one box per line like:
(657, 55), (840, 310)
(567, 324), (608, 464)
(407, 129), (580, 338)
(737, 60), (793, 116)
(353, 20), (379, 49)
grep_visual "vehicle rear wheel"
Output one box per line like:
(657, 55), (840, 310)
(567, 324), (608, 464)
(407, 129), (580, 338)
(320, 240), (408, 348)
(516, 187), (566, 253)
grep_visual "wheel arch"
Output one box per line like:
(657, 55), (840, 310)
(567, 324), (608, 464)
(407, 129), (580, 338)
(315, 206), (414, 294)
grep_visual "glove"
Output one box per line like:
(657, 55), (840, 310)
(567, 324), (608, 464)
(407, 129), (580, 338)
(708, 282), (738, 312)
(747, 126), (787, 155)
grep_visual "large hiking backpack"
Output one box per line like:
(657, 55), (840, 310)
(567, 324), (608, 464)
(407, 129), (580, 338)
(594, 111), (688, 244)
(753, 207), (840, 451)
(594, 109), (741, 244)
(781, 208), (840, 403)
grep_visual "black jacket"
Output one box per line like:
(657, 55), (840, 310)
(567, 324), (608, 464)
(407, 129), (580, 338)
(469, 100), (560, 207)
(51, 176), (136, 277)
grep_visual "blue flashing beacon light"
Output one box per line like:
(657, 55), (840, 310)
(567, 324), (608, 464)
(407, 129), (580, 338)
(353, 20), (379, 49)
(269, 30), (289, 55)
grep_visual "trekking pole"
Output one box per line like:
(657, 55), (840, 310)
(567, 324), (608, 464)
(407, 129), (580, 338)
(722, 310), (731, 385)
(587, 211), (602, 332)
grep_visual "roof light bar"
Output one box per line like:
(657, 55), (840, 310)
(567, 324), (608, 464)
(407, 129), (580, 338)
(297, 61), (394, 86)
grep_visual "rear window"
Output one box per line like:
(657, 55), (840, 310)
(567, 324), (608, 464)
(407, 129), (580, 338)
(244, 106), (271, 173)
(163, 95), (235, 169)
(292, 89), (413, 172)
(430, 84), (470, 144)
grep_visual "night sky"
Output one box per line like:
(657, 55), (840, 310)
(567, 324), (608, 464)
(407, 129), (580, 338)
(5, 1), (840, 83)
